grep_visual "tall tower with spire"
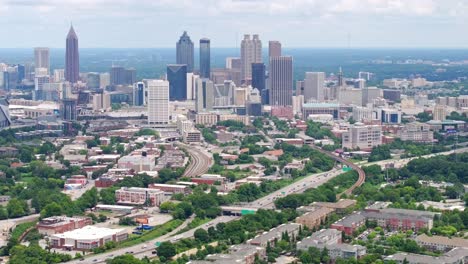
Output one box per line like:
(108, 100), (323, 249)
(176, 31), (194, 73)
(65, 25), (79, 83)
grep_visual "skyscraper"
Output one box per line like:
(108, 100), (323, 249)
(240, 34), (262, 82)
(304, 72), (325, 103)
(61, 99), (77, 121)
(199, 38), (210, 78)
(110, 66), (125, 85)
(268, 41), (281, 58)
(65, 25), (79, 83)
(167, 64), (187, 101)
(195, 78), (214, 112)
(251, 63), (266, 92)
(34, 47), (50, 74)
(337, 67), (344, 87)
(133, 82), (146, 106)
(176, 31), (194, 73)
(147, 80), (169, 125)
(269, 56), (293, 106)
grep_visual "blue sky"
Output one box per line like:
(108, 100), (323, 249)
(1, 0), (468, 48)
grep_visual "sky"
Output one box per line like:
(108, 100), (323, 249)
(1, 0), (468, 48)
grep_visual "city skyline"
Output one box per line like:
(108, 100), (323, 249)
(2, 0), (468, 48)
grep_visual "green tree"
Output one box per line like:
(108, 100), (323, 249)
(7, 198), (28, 218)
(194, 228), (209, 243)
(157, 242), (176, 259)
(40, 202), (63, 218)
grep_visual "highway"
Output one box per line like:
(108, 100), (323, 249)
(69, 216), (237, 264)
(178, 143), (213, 178)
(248, 168), (343, 209)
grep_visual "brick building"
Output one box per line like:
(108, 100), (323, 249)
(37, 216), (92, 236)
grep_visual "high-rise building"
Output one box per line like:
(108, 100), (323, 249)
(61, 99), (77, 121)
(199, 38), (210, 78)
(304, 72), (325, 103)
(167, 64), (187, 101)
(337, 67), (344, 87)
(433, 104), (446, 121)
(176, 31), (194, 73)
(226, 57), (241, 70)
(86, 73), (100, 89)
(110, 66), (126, 85)
(99, 73), (110, 88)
(251, 63), (266, 93)
(147, 80), (169, 125)
(268, 41), (281, 58)
(16, 64), (25, 83)
(342, 124), (382, 150)
(34, 47), (50, 74)
(65, 25), (80, 83)
(269, 56), (293, 106)
(240, 34), (262, 82)
(125, 68), (136, 85)
(195, 78), (214, 112)
(133, 82), (146, 106)
(53, 69), (65, 82)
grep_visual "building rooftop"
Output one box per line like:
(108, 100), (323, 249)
(52, 226), (126, 241)
(332, 212), (366, 227)
(314, 199), (357, 210)
(416, 234), (468, 248)
(37, 216), (90, 227)
(249, 223), (301, 245)
(303, 103), (340, 108)
(384, 247), (468, 264)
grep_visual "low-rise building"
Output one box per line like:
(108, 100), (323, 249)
(295, 207), (335, 229)
(416, 234), (468, 252)
(363, 208), (438, 231)
(248, 223), (301, 247)
(192, 174), (227, 185)
(115, 187), (169, 206)
(204, 244), (266, 264)
(397, 122), (434, 142)
(50, 226), (128, 251)
(184, 130), (201, 143)
(330, 212), (366, 235)
(37, 216), (92, 235)
(149, 183), (192, 194)
(297, 229), (366, 260)
(117, 154), (156, 172)
(384, 247), (468, 264)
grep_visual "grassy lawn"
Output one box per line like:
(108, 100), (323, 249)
(176, 217), (211, 234)
(11, 221), (36, 241)
(116, 219), (183, 249)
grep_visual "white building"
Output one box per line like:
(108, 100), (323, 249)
(50, 226), (128, 251)
(397, 122), (433, 143)
(99, 73), (110, 88)
(53, 69), (65, 82)
(115, 187), (168, 206)
(342, 123), (382, 150)
(34, 47), (50, 74)
(147, 79), (169, 125)
(304, 72), (325, 103)
(352, 106), (376, 122)
(195, 78), (214, 112)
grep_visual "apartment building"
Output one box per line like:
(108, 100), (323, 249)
(342, 124), (382, 150)
(115, 187), (169, 206)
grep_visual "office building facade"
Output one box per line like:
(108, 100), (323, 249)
(65, 26), (80, 83)
(195, 78), (214, 112)
(251, 63), (266, 93)
(199, 38), (210, 78)
(34, 47), (50, 74)
(304, 72), (325, 103)
(167, 64), (187, 101)
(240, 34), (262, 82)
(147, 80), (169, 125)
(268, 41), (281, 58)
(269, 56), (293, 106)
(176, 31), (194, 72)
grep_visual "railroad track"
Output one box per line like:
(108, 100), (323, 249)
(177, 144), (212, 177)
